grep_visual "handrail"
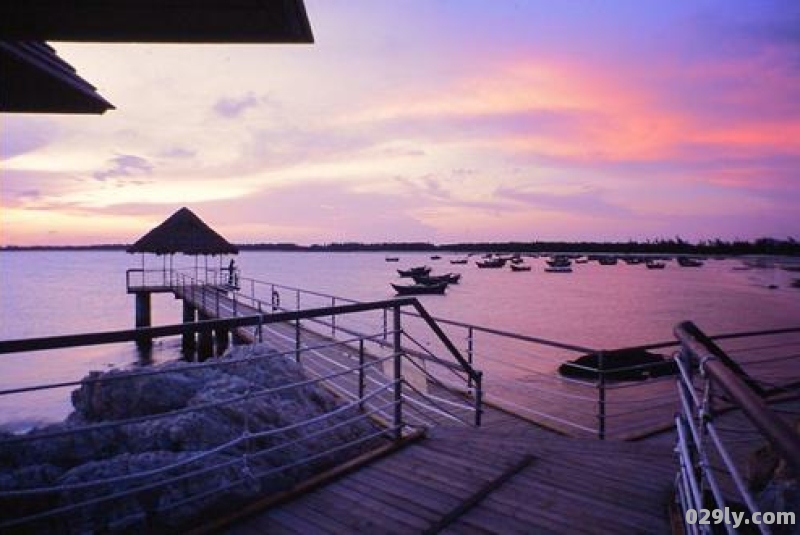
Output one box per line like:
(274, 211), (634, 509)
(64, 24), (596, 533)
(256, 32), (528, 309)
(675, 320), (800, 476)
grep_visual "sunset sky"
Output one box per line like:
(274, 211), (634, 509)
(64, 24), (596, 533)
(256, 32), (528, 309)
(2, 0), (799, 246)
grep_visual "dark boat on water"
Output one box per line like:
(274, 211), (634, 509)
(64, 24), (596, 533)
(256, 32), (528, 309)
(397, 266), (431, 277)
(385, 257), (399, 262)
(450, 258), (468, 264)
(546, 256), (572, 268)
(412, 272), (461, 285)
(646, 260), (666, 270)
(510, 264), (532, 272)
(476, 258), (506, 268)
(677, 257), (704, 267)
(597, 256), (618, 266)
(391, 281), (447, 295)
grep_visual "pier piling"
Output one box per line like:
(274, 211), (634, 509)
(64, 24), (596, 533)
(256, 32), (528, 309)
(134, 292), (152, 349)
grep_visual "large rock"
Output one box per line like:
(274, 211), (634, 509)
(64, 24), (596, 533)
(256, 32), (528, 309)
(0, 343), (385, 532)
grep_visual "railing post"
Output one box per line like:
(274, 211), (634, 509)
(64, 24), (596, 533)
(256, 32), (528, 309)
(295, 318), (301, 363)
(296, 289), (301, 312)
(474, 370), (483, 427)
(233, 291), (238, 316)
(331, 297), (336, 338)
(271, 284), (276, 312)
(393, 304), (403, 441)
(597, 350), (606, 440)
(383, 308), (388, 341)
(467, 326), (475, 390)
(358, 338), (365, 411)
(251, 279), (256, 307)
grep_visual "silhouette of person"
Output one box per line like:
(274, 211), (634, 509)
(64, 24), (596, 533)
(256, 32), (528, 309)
(228, 259), (237, 286)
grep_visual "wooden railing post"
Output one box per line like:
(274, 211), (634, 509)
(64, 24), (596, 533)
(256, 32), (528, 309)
(331, 297), (336, 338)
(295, 318), (301, 363)
(393, 304), (403, 441)
(467, 326), (475, 390)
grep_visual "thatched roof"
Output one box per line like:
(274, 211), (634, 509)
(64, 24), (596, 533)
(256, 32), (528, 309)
(127, 207), (238, 256)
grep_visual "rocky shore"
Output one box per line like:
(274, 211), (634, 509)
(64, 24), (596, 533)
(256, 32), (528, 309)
(0, 344), (385, 533)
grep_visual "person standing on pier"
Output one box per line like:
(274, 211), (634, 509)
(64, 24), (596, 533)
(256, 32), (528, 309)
(228, 258), (238, 288)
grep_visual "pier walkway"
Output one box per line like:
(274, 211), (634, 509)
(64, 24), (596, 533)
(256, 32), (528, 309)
(221, 412), (676, 534)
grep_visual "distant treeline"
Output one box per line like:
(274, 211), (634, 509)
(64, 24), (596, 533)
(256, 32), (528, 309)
(2, 237), (798, 255)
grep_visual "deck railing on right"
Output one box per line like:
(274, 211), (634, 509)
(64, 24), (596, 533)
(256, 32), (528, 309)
(673, 321), (800, 535)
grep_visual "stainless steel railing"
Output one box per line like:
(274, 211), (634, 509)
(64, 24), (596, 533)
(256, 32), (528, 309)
(673, 321), (800, 535)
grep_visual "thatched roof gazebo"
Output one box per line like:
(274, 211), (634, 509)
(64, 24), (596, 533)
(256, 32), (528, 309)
(127, 207), (238, 288)
(128, 207), (238, 256)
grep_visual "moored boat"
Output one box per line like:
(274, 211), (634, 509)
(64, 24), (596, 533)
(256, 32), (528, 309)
(677, 257), (704, 267)
(450, 258), (468, 265)
(476, 258), (506, 268)
(391, 281), (447, 295)
(646, 260), (666, 270)
(510, 264), (532, 272)
(412, 272), (461, 284)
(385, 257), (399, 262)
(544, 266), (573, 273)
(397, 266), (432, 277)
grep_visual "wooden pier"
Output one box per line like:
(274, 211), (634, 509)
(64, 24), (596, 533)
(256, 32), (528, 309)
(220, 410), (677, 534)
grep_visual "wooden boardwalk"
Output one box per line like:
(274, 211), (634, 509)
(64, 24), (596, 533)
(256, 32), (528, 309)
(222, 414), (677, 534)
(175, 285), (678, 533)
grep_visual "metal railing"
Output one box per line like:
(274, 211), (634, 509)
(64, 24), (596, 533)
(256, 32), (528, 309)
(0, 295), (483, 532)
(125, 270), (800, 440)
(673, 321), (800, 535)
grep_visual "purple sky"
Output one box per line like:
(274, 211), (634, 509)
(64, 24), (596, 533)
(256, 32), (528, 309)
(2, 0), (799, 245)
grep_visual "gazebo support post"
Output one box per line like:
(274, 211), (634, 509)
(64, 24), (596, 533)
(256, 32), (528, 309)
(182, 301), (196, 358)
(134, 291), (152, 349)
(197, 311), (214, 361)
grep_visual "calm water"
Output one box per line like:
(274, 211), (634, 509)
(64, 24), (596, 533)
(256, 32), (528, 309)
(1, 250), (799, 430)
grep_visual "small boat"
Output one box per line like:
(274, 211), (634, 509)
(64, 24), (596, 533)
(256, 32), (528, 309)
(430, 255), (442, 260)
(546, 256), (572, 268)
(544, 266), (572, 273)
(597, 256), (618, 266)
(510, 264), (532, 272)
(385, 257), (399, 262)
(575, 258), (589, 264)
(677, 257), (704, 267)
(476, 258), (506, 268)
(397, 266), (431, 277)
(412, 272), (461, 285)
(450, 258), (468, 265)
(391, 282), (447, 295)
(645, 260), (666, 270)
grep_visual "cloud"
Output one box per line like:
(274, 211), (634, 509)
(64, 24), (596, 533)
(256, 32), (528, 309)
(213, 92), (259, 118)
(158, 146), (196, 159)
(93, 154), (154, 182)
(495, 185), (632, 218)
(0, 117), (60, 160)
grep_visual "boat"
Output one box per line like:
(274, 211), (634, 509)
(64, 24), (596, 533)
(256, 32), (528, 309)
(450, 258), (468, 265)
(544, 266), (572, 273)
(645, 260), (666, 270)
(412, 272), (461, 285)
(476, 258), (506, 268)
(575, 258), (589, 264)
(385, 257), (399, 262)
(510, 264), (532, 272)
(397, 266), (431, 277)
(546, 256), (572, 268)
(391, 282), (447, 295)
(430, 255), (442, 260)
(677, 257), (704, 267)
(597, 256), (618, 266)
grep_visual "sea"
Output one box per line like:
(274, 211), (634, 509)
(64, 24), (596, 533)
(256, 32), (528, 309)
(1, 250), (799, 431)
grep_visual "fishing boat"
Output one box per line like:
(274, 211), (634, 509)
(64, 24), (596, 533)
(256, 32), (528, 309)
(546, 256), (572, 268)
(510, 264), (532, 272)
(476, 258), (506, 268)
(430, 255), (442, 260)
(412, 272), (461, 285)
(385, 257), (399, 262)
(397, 266), (431, 277)
(391, 281), (447, 295)
(597, 256), (618, 266)
(544, 266), (573, 273)
(677, 257), (704, 267)
(450, 258), (468, 265)
(645, 260), (666, 270)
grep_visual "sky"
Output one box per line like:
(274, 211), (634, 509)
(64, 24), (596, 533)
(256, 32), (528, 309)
(2, 0), (800, 246)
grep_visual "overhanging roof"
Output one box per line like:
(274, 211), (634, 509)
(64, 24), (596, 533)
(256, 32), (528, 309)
(0, 0), (313, 114)
(0, 42), (114, 114)
(0, 1), (313, 44)
(127, 207), (239, 256)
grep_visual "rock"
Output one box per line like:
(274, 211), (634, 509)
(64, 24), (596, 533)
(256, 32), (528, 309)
(1, 343), (385, 532)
